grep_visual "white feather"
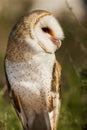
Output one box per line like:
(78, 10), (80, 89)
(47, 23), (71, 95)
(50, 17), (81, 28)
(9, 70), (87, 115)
(34, 15), (64, 53)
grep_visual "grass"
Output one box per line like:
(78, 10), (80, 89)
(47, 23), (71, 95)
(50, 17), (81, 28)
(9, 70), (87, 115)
(0, 89), (22, 130)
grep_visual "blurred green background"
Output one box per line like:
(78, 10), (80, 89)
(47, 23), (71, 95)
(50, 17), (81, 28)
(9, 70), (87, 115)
(0, 0), (87, 130)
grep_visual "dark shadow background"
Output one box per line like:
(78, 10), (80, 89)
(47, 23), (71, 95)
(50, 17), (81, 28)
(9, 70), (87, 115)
(0, 0), (87, 130)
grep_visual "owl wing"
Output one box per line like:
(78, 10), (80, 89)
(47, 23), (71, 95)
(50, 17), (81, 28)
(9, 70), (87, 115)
(48, 59), (61, 130)
(5, 67), (28, 129)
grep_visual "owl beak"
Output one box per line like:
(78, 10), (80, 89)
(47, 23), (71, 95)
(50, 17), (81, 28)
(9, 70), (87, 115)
(51, 37), (61, 48)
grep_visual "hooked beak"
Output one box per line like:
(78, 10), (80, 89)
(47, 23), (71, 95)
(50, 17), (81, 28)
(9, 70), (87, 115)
(51, 37), (62, 48)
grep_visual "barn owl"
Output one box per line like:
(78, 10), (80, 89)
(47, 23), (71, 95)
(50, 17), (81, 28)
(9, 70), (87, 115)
(4, 10), (64, 130)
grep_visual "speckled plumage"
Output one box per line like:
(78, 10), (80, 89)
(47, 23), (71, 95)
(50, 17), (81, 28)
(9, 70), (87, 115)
(5, 10), (64, 130)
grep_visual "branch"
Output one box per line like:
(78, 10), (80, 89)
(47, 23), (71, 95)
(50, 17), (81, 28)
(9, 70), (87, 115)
(65, 0), (87, 35)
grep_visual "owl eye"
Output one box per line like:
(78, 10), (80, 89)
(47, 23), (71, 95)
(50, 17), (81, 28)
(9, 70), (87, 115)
(41, 27), (51, 34)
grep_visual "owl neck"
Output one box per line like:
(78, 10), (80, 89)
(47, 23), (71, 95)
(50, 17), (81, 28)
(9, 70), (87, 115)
(6, 41), (55, 62)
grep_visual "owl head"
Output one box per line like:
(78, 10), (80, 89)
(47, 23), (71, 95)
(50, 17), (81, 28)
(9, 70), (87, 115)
(7, 10), (64, 61)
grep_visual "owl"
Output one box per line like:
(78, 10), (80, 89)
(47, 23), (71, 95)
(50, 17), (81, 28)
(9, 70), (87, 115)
(4, 10), (64, 130)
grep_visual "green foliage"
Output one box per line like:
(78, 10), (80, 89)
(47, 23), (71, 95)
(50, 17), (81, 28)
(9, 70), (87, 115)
(0, 90), (22, 130)
(57, 67), (87, 130)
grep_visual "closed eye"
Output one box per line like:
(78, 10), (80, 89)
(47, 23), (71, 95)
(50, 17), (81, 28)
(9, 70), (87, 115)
(42, 27), (50, 33)
(41, 27), (53, 36)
